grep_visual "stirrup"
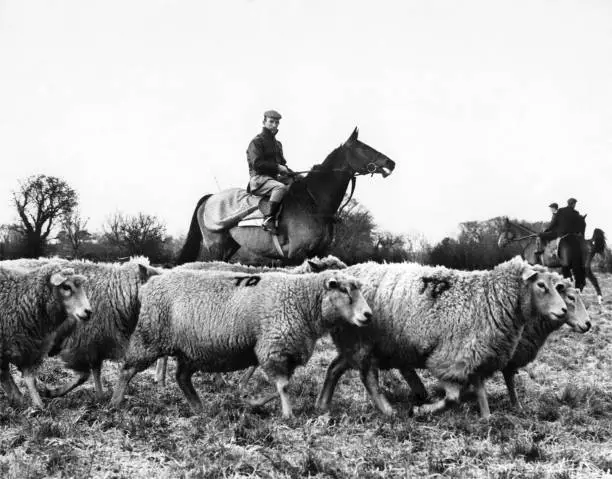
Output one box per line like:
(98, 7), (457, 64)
(262, 217), (277, 234)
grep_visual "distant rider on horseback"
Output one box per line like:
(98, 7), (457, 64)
(246, 109), (294, 234)
(536, 198), (583, 258)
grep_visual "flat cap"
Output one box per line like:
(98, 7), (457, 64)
(264, 109), (282, 119)
(548, 202), (558, 209)
(567, 197), (577, 205)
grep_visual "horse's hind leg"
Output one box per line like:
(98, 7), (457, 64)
(585, 268), (603, 303)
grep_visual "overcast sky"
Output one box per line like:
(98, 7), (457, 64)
(0, 0), (610, 245)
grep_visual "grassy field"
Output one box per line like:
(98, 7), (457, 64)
(1, 275), (611, 478)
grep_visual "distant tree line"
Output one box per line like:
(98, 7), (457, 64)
(2, 174), (610, 272)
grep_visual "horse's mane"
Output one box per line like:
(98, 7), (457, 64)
(286, 145), (346, 201)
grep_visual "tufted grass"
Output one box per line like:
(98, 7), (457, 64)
(1, 275), (611, 478)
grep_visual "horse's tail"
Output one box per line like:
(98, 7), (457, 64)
(176, 195), (211, 265)
(592, 228), (606, 255)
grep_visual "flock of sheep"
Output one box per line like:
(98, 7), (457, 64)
(0, 254), (592, 419)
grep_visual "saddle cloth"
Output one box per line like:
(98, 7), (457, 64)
(203, 188), (266, 232)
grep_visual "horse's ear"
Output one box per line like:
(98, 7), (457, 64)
(346, 127), (359, 144)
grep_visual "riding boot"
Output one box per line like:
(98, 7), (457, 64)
(262, 201), (281, 234)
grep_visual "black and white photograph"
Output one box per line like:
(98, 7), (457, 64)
(0, 1), (611, 477)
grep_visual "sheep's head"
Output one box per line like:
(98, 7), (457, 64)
(558, 280), (591, 333)
(305, 255), (348, 273)
(521, 266), (567, 321)
(321, 273), (372, 327)
(49, 268), (92, 322)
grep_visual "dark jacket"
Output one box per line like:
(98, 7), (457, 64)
(246, 128), (288, 177)
(547, 206), (583, 236)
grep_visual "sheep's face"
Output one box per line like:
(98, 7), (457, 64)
(50, 269), (92, 322)
(322, 275), (372, 327)
(522, 268), (567, 321)
(559, 281), (591, 333)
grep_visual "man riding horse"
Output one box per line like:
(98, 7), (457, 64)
(536, 198), (584, 260)
(246, 109), (294, 234)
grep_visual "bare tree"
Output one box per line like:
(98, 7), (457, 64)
(103, 211), (167, 258)
(12, 175), (78, 257)
(59, 209), (90, 258)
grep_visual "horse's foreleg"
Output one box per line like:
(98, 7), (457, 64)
(223, 243), (240, 262)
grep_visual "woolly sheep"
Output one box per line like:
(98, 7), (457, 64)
(385, 278), (592, 412)
(1, 257), (162, 398)
(0, 264), (91, 408)
(176, 255), (347, 274)
(110, 269), (372, 418)
(154, 255), (348, 386)
(501, 281), (591, 408)
(44, 259), (161, 398)
(315, 257), (568, 419)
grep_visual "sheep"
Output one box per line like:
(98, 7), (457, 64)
(501, 281), (591, 408)
(109, 269), (372, 418)
(2, 257), (163, 398)
(41, 258), (161, 399)
(175, 255), (347, 273)
(0, 264), (91, 408)
(154, 255), (348, 386)
(381, 278), (592, 412)
(315, 257), (569, 419)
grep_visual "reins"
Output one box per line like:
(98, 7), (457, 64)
(295, 161), (381, 220)
(503, 220), (538, 243)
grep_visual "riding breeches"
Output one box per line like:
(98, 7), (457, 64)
(249, 175), (289, 203)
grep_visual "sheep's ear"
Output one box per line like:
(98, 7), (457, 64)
(50, 272), (67, 286)
(308, 260), (323, 273)
(522, 267), (538, 281)
(325, 278), (339, 290)
(138, 264), (161, 283)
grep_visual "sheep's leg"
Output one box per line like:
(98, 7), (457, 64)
(44, 370), (90, 398)
(502, 369), (522, 409)
(473, 377), (490, 419)
(398, 367), (428, 403)
(361, 365), (394, 415)
(1, 362), (24, 405)
(414, 381), (461, 416)
(110, 332), (162, 407)
(175, 359), (203, 413)
(109, 366), (139, 407)
(246, 375), (293, 418)
(154, 357), (168, 386)
(22, 369), (44, 409)
(275, 376), (293, 418)
(92, 365), (105, 399)
(244, 391), (278, 407)
(239, 366), (257, 389)
(316, 354), (351, 411)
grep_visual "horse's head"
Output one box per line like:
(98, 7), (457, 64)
(343, 127), (395, 178)
(497, 217), (514, 248)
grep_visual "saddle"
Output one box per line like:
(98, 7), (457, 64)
(202, 188), (277, 232)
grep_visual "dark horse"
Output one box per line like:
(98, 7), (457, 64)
(497, 217), (607, 303)
(177, 128), (395, 264)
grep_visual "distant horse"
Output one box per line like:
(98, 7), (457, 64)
(497, 217), (606, 303)
(177, 128), (396, 264)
